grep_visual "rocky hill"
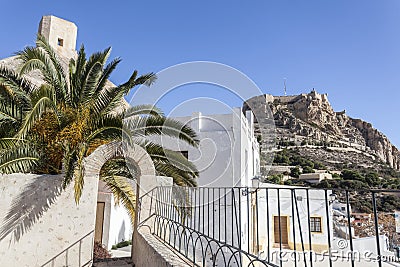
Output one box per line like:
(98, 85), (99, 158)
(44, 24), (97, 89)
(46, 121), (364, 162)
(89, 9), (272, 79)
(243, 90), (400, 171)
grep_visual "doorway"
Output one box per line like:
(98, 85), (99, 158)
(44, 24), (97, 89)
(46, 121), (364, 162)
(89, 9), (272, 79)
(94, 202), (105, 243)
(273, 216), (289, 246)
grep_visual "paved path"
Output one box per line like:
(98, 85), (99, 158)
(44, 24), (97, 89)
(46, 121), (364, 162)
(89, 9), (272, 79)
(111, 246), (131, 258)
(92, 257), (133, 267)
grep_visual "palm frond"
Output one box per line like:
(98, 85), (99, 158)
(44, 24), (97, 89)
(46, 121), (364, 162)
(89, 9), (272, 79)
(73, 143), (88, 203)
(100, 157), (136, 180)
(35, 34), (67, 98)
(125, 104), (164, 117)
(100, 174), (136, 224)
(78, 47), (111, 105)
(0, 138), (23, 149)
(0, 64), (36, 98)
(61, 143), (77, 189)
(68, 45), (86, 107)
(91, 71), (156, 115)
(124, 115), (199, 147)
(17, 46), (58, 89)
(0, 144), (39, 174)
(94, 57), (121, 94)
(145, 142), (198, 173)
(0, 107), (19, 124)
(118, 71), (156, 94)
(154, 162), (197, 187)
(16, 85), (59, 139)
(91, 85), (125, 115)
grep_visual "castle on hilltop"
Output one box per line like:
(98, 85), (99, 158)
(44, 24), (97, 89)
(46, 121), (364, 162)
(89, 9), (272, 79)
(262, 89), (329, 104)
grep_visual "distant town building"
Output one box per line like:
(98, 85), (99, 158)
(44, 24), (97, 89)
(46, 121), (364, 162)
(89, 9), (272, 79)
(299, 172), (332, 184)
(332, 200), (351, 217)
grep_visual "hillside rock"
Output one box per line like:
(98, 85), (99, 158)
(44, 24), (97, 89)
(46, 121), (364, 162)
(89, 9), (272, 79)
(243, 90), (400, 170)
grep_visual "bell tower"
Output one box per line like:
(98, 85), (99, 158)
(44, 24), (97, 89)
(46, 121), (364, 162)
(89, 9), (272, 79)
(38, 15), (77, 58)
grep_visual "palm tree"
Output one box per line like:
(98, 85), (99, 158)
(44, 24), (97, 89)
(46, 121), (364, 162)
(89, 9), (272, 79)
(0, 65), (40, 173)
(0, 35), (199, 221)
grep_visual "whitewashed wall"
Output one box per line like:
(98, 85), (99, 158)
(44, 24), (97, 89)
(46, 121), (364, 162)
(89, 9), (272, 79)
(97, 180), (134, 250)
(0, 173), (98, 267)
(255, 184), (333, 254)
(150, 108), (260, 188)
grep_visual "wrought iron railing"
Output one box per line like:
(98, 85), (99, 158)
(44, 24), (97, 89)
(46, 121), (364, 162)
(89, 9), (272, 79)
(41, 230), (94, 267)
(137, 186), (400, 267)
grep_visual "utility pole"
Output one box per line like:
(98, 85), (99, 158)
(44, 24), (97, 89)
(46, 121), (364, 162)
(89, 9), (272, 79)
(284, 78), (287, 96)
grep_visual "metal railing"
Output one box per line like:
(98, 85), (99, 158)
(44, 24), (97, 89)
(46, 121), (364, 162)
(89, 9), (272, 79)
(41, 230), (94, 267)
(137, 186), (400, 267)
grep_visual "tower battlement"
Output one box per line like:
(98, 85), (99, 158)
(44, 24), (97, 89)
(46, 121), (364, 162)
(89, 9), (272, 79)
(38, 15), (77, 58)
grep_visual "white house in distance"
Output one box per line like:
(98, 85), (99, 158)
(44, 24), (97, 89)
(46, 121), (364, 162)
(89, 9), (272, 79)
(298, 172), (333, 184)
(332, 200), (351, 217)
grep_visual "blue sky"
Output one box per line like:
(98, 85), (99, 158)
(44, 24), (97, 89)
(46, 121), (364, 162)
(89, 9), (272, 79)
(0, 1), (399, 147)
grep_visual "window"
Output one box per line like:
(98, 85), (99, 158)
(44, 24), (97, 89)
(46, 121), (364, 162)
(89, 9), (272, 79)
(310, 217), (322, 232)
(180, 151), (188, 159)
(57, 38), (64, 47)
(341, 207), (346, 211)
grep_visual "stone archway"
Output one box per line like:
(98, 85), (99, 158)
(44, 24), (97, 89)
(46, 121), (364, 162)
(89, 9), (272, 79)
(84, 141), (155, 180)
(84, 141), (156, 255)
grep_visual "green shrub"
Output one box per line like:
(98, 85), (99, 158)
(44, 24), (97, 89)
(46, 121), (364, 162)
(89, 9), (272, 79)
(113, 240), (132, 249)
(302, 166), (314, 174)
(290, 167), (301, 178)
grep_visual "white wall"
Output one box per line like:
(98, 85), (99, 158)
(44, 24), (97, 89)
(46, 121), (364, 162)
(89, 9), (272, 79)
(333, 201), (351, 216)
(332, 235), (391, 259)
(254, 184), (333, 254)
(152, 108), (260, 188)
(39, 15), (77, 59)
(97, 180), (134, 250)
(148, 109), (260, 266)
(0, 173), (98, 267)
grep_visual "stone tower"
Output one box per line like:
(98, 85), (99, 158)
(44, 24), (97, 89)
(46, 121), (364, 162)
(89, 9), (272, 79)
(38, 15), (77, 58)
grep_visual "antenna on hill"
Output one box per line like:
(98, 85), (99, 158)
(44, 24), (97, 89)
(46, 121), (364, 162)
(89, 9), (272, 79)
(284, 78), (287, 96)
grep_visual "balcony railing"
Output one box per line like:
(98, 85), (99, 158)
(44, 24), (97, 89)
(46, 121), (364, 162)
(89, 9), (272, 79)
(137, 186), (400, 267)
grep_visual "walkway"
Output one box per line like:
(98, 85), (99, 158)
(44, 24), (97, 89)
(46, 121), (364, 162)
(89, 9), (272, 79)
(92, 257), (133, 267)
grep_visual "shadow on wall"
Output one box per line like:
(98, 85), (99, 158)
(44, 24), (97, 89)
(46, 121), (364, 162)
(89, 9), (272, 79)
(118, 221), (126, 243)
(0, 175), (63, 242)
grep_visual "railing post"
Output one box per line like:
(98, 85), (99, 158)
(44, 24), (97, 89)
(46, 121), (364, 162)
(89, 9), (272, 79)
(291, 190), (297, 267)
(277, 188), (282, 267)
(372, 192), (382, 267)
(324, 189), (333, 267)
(306, 189), (313, 267)
(345, 190), (355, 267)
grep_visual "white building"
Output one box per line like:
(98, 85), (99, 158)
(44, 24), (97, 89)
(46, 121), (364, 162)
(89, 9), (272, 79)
(332, 200), (351, 217)
(95, 180), (134, 250)
(150, 108), (261, 265)
(154, 108), (260, 187)
(298, 172), (333, 184)
(248, 183), (334, 257)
